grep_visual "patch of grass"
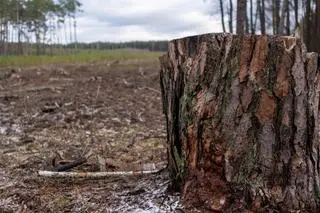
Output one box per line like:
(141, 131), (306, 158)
(0, 49), (163, 67)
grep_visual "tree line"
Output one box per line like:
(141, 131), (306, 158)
(66, 41), (169, 52)
(215, 0), (320, 52)
(0, 0), (82, 55)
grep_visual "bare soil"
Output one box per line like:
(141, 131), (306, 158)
(0, 60), (180, 212)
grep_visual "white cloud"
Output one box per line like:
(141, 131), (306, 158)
(75, 0), (221, 42)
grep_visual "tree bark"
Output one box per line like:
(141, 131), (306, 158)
(160, 33), (320, 212)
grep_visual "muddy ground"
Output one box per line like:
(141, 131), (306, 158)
(0, 59), (181, 212)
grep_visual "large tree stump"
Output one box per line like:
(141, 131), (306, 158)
(159, 33), (320, 212)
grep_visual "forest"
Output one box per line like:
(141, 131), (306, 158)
(214, 0), (320, 52)
(0, 0), (82, 55)
(68, 40), (169, 52)
(0, 0), (168, 56)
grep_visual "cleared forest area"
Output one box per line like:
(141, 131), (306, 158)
(0, 55), (180, 212)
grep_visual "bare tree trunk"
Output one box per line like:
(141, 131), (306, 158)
(42, 30), (47, 55)
(64, 22), (68, 52)
(26, 31), (32, 56)
(17, 1), (23, 55)
(160, 33), (320, 212)
(35, 25), (40, 56)
(315, 0), (320, 52)
(304, 0), (311, 49)
(250, 0), (254, 34)
(0, 13), (3, 55)
(228, 0), (233, 33)
(260, 0), (266, 34)
(279, 0), (289, 34)
(294, 0), (299, 27)
(73, 16), (77, 51)
(219, 0), (226, 32)
(286, 0), (290, 35)
(10, 22), (14, 54)
(273, 0), (280, 34)
(236, 0), (247, 34)
(69, 17), (73, 53)
(278, 0), (287, 35)
(4, 21), (7, 55)
(253, 1), (258, 34)
(245, 11), (249, 34)
(56, 21), (63, 55)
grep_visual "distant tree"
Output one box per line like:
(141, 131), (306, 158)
(316, 0), (320, 52)
(304, 0), (311, 48)
(249, 0), (253, 33)
(228, 0), (233, 33)
(206, 0), (233, 33)
(219, 0), (226, 32)
(259, 0), (265, 34)
(293, 0), (299, 27)
(236, 0), (247, 34)
(0, 0), (83, 56)
(278, 0), (288, 34)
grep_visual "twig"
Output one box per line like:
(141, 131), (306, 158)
(38, 167), (165, 178)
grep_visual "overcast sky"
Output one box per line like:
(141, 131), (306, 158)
(76, 0), (221, 42)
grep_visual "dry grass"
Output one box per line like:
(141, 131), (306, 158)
(0, 49), (163, 67)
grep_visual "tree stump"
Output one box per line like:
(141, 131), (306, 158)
(159, 33), (320, 212)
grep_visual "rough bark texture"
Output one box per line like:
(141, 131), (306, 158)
(159, 33), (320, 212)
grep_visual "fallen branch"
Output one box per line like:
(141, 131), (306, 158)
(53, 158), (87, 172)
(38, 167), (166, 178)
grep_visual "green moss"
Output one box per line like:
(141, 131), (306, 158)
(316, 190), (320, 201)
(234, 148), (260, 187)
(173, 145), (185, 180)
(51, 195), (72, 211)
(180, 91), (197, 127)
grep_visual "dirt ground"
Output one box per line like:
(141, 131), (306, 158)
(0, 59), (181, 212)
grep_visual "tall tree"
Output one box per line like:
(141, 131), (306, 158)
(272, 0), (280, 34)
(315, 0), (320, 52)
(249, 0), (253, 33)
(228, 0), (233, 33)
(236, 0), (247, 34)
(219, 0), (226, 32)
(294, 0), (299, 27)
(279, 0), (289, 34)
(304, 0), (311, 49)
(257, 0), (266, 34)
(0, 0), (82, 56)
(285, 0), (290, 35)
